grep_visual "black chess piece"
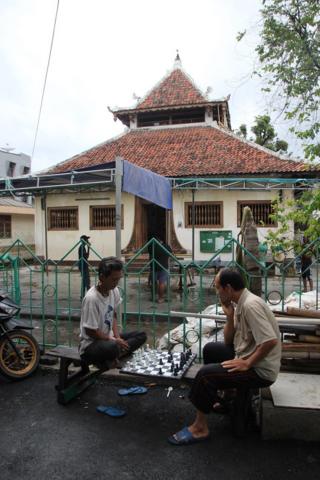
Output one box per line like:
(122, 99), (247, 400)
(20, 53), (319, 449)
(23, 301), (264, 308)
(159, 367), (163, 375)
(170, 363), (174, 372)
(159, 358), (163, 366)
(173, 368), (178, 376)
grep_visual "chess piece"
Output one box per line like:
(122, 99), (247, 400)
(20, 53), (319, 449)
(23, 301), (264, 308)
(159, 367), (163, 375)
(159, 358), (163, 366)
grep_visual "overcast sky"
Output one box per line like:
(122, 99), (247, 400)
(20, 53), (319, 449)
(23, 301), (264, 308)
(0, 0), (302, 173)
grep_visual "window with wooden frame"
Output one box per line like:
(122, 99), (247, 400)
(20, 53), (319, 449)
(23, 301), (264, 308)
(7, 161), (16, 176)
(0, 215), (11, 238)
(48, 207), (78, 230)
(90, 205), (124, 230)
(185, 202), (223, 228)
(237, 201), (276, 227)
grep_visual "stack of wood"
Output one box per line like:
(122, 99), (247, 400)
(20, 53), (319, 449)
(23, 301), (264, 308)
(276, 307), (320, 365)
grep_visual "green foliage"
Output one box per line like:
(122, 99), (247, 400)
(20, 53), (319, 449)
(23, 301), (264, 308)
(254, 0), (320, 161)
(238, 1), (320, 248)
(236, 124), (247, 138)
(265, 188), (320, 252)
(251, 115), (275, 146)
(237, 115), (288, 152)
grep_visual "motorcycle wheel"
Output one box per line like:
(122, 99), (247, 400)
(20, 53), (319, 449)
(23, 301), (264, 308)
(0, 330), (40, 380)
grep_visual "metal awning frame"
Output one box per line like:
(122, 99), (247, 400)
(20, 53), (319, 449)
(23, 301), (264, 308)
(0, 167), (116, 196)
(171, 177), (320, 191)
(0, 170), (319, 197)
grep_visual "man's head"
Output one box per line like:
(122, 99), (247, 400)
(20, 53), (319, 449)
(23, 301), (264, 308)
(80, 235), (90, 242)
(214, 268), (245, 304)
(98, 257), (123, 292)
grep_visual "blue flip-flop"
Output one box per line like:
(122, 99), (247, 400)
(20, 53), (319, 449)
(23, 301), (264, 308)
(96, 405), (126, 417)
(118, 386), (148, 396)
(168, 427), (210, 446)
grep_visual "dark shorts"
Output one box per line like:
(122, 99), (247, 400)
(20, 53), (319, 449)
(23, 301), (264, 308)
(81, 330), (147, 368)
(156, 270), (168, 283)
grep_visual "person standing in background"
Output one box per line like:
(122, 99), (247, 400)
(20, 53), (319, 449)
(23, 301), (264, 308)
(78, 235), (91, 299)
(301, 237), (314, 292)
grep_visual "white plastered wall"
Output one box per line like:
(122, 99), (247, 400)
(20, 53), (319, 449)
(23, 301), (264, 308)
(34, 191), (135, 260)
(0, 213), (35, 248)
(172, 188), (294, 260)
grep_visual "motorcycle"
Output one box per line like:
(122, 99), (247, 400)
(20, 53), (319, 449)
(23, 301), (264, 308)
(0, 291), (40, 380)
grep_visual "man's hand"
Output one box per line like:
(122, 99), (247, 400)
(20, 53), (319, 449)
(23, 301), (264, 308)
(115, 337), (129, 351)
(221, 302), (234, 319)
(221, 358), (250, 372)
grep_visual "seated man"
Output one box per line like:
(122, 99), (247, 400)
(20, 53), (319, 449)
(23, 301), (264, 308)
(169, 267), (281, 445)
(79, 257), (146, 368)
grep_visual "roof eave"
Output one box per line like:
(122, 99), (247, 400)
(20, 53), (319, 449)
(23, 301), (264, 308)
(112, 100), (229, 116)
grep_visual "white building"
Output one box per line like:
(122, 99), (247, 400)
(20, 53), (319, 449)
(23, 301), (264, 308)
(2, 57), (318, 261)
(0, 148), (34, 253)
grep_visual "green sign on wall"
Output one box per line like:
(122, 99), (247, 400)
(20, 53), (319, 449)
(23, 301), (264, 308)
(200, 231), (233, 253)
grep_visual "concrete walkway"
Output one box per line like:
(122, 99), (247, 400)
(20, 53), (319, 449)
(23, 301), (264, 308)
(0, 369), (319, 480)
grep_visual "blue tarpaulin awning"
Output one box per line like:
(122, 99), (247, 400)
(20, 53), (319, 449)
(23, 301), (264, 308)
(122, 160), (172, 210)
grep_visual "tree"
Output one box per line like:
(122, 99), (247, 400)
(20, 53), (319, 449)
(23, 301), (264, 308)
(237, 123), (247, 138)
(238, 0), (320, 249)
(251, 115), (288, 152)
(254, 0), (320, 160)
(236, 115), (288, 152)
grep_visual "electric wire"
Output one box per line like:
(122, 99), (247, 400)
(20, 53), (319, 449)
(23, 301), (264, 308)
(31, 0), (60, 161)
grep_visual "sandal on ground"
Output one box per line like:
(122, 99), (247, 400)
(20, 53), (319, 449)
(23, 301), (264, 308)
(168, 427), (210, 446)
(96, 405), (126, 417)
(118, 386), (148, 396)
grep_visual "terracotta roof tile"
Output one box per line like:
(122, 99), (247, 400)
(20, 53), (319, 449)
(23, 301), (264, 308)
(50, 126), (310, 176)
(136, 68), (206, 109)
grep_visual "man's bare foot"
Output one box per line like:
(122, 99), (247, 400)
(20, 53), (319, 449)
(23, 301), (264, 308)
(188, 423), (210, 439)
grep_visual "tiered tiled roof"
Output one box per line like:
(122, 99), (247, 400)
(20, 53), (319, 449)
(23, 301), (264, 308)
(50, 125), (310, 176)
(136, 68), (207, 110)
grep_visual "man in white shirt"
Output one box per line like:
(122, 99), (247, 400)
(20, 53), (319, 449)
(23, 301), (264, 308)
(79, 257), (146, 368)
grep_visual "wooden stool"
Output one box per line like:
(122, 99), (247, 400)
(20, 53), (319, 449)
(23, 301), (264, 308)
(230, 387), (261, 437)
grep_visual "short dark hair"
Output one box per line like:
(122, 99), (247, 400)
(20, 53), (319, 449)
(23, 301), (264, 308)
(98, 257), (123, 278)
(218, 268), (245, 291)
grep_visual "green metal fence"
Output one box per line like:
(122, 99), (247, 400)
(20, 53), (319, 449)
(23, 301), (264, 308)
(0, 237), (319, 358)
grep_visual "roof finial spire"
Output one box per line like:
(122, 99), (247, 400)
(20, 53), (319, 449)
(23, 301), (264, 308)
(174, 49), (182, 68)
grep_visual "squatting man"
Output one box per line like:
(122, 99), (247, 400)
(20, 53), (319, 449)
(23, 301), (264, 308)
(79, 257), (146, 368)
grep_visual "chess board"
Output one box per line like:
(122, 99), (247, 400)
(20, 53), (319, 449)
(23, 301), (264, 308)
(120, 348), (197, 379)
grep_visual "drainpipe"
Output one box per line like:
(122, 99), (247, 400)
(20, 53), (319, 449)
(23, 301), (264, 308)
(192, 189), (195, 262)
(42, 193), (48, 262)
(115, 157), (123, 259)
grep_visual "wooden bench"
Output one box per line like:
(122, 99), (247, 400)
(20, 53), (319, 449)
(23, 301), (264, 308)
(46, 346), (110, 405)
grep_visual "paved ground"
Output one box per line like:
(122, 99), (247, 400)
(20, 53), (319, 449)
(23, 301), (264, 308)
(1, 369), (319, 480)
